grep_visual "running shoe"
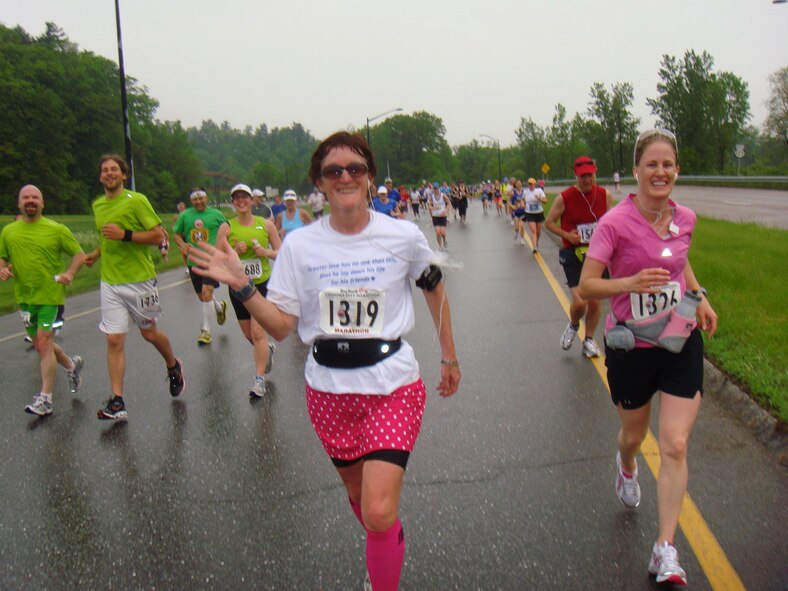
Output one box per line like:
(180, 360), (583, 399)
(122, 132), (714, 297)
(648, 541), (687, 585)
(250, 375), (266, 399)
(67, 355), (84, 393)
(23, 335), (33, 344)
(216, 300), (228, 325)
(363, 571), (372, 591)
(616, 452), (641, 508)
(582, 337), (601, 358)
(25, 394), (52, 416)
(97, 396), (127, 420)
(265, 342), (276, 375)
(533, 248), (538, 254)
(560, 323), (579, 350)
(197, 329), (212, 346)
(167, 358), (185, 397)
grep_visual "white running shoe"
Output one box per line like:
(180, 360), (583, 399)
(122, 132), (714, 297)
(615, 452), (641, 508)
(25, 394), (52, 416)
(363, 571), (372, 591)
(67, 355), (84, 393)
(648, 541), (687, 585)
(265, 342), (276, 374)
(582, 338), (601, 358)
(560, 323), (578, 350)
(250, 376), (266, 399)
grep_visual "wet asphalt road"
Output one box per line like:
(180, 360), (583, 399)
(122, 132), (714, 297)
(1, 202), (786, 590)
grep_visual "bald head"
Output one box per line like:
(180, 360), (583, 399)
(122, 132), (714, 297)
(18, 184), (44, 221)
(19, 185), (43, 200)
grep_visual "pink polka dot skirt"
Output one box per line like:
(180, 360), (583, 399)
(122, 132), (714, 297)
(305, 379), (427, 461)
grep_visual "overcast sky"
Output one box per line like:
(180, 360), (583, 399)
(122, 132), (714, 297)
(4, 1), (787, 147)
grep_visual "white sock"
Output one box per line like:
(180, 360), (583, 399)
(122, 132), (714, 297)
(40, 392), (52, 400)
(213, 297), (222, 313)
(201, 302), (212, 331)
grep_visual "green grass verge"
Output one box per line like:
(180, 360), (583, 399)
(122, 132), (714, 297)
(3, 209), (787, 422)
(0, 214), (185, 315)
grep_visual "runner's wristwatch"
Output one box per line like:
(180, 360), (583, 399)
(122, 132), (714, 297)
(231, 278), (257, 302)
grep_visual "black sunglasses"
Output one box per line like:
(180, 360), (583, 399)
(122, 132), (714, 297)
(320, 163), (369, 181)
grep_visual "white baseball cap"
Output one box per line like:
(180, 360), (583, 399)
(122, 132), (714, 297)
(283, 190), (297, 201)
(377, 185), (388, 194)
(230, 183), (252, 197)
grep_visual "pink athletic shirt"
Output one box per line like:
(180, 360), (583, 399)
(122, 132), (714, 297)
(585, 194), (697, 346)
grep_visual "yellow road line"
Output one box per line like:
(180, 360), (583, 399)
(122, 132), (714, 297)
(0, 278), (190, 345)
(523, 232), (745, 590)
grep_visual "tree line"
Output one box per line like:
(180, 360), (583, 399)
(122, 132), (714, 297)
(1, 23), (785, 215)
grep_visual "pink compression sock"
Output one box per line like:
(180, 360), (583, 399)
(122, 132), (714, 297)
(366, 519), (405, 591)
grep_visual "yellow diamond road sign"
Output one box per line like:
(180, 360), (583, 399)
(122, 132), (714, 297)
(541, 163), (550, 174)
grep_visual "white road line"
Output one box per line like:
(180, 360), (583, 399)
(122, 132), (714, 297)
(0, 278), (190, 344)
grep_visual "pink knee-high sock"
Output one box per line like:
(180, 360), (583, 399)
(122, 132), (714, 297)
(348, 496), (364, 527)
(366, 519), (405, 591)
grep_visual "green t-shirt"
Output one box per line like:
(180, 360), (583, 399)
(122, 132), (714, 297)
(173, 207), (228, 266)
(92, 190), (162, 285)
(228, 217), (272, 284)
(0, 217), (83, 305)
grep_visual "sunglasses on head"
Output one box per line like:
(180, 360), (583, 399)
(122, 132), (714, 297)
(320, 163), (369, 181)
(636, 128), (677, 143)
(634, 128), (679, 161)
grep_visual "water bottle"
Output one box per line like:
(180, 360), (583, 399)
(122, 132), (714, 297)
(657, 290), (701, 353)
(159, 239), (169, 262)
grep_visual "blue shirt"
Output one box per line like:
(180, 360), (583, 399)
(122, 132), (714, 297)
(271, 203), (286, 218)
(372, 198), (399, 217)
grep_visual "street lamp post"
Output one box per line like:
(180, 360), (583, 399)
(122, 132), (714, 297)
(366, 108), (403, 147)
(114, 0), (135, 189)
(480, 134), (502, 180)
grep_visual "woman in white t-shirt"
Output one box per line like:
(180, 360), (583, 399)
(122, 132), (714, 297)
(523, 177), (547, 253)
(427, 182), (452, 251)
(190, 131), (460, 591)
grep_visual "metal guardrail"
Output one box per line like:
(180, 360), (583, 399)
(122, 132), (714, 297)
(545, 176), (788, 186)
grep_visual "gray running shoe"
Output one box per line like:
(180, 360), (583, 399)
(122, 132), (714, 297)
(648, 541), (687, 585)
(561, 323), (579, 350)
(250, 376), (266, 399)
(25, 394), (52, 416)
(97, 396), (127, 420)
(265, 342), (276, 375)
(616, 452), (641, 508)
(582, 338), (601, 358)
(67, 355), (84, 393)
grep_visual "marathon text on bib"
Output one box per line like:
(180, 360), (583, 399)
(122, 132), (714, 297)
(137, 288), (160, 312)
(630, 281), (680, 321)
(242, 258), (263, 280)
(319, 287), (384, 336)
(577, 222), (598, 244)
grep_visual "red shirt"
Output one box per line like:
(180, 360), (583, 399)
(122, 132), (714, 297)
(559, 185), (608, 248)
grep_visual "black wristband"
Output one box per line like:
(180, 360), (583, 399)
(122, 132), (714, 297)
(231, 278), (257, 302)
(123, 229), (133, 242)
